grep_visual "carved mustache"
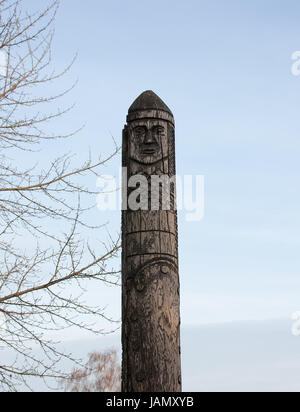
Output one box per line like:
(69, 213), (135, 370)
(141, 144), (160, 155)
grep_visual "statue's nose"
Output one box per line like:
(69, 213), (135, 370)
(144, 130), (155, 144)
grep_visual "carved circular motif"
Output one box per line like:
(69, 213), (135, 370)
(135, 272), (146, 292)
(161, 265), (169, 275)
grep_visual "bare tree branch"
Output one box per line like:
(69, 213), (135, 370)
(0, 0), (121, 391)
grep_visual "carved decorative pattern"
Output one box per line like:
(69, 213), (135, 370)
(122, 91), (181, 392)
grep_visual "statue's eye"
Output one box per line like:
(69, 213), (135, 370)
(152, 126), (165, 136)
(134, 127), (146, 137)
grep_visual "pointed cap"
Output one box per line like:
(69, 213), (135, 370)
(128, 90), (173, 115)
(127, 90), (174, 124)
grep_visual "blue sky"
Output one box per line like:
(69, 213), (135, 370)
(18, 0), (300, 389)
(40, 0), (300, 325)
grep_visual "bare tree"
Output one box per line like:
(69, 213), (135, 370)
(0, 0), (120, 391)
(61, 348), (121, 392)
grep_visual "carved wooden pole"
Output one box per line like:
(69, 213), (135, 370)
(122, 90), (181, 392)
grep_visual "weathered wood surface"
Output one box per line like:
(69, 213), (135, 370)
(122, 91), (181, 392)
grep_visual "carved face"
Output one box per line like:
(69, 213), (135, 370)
(129, 120), (168, 164)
